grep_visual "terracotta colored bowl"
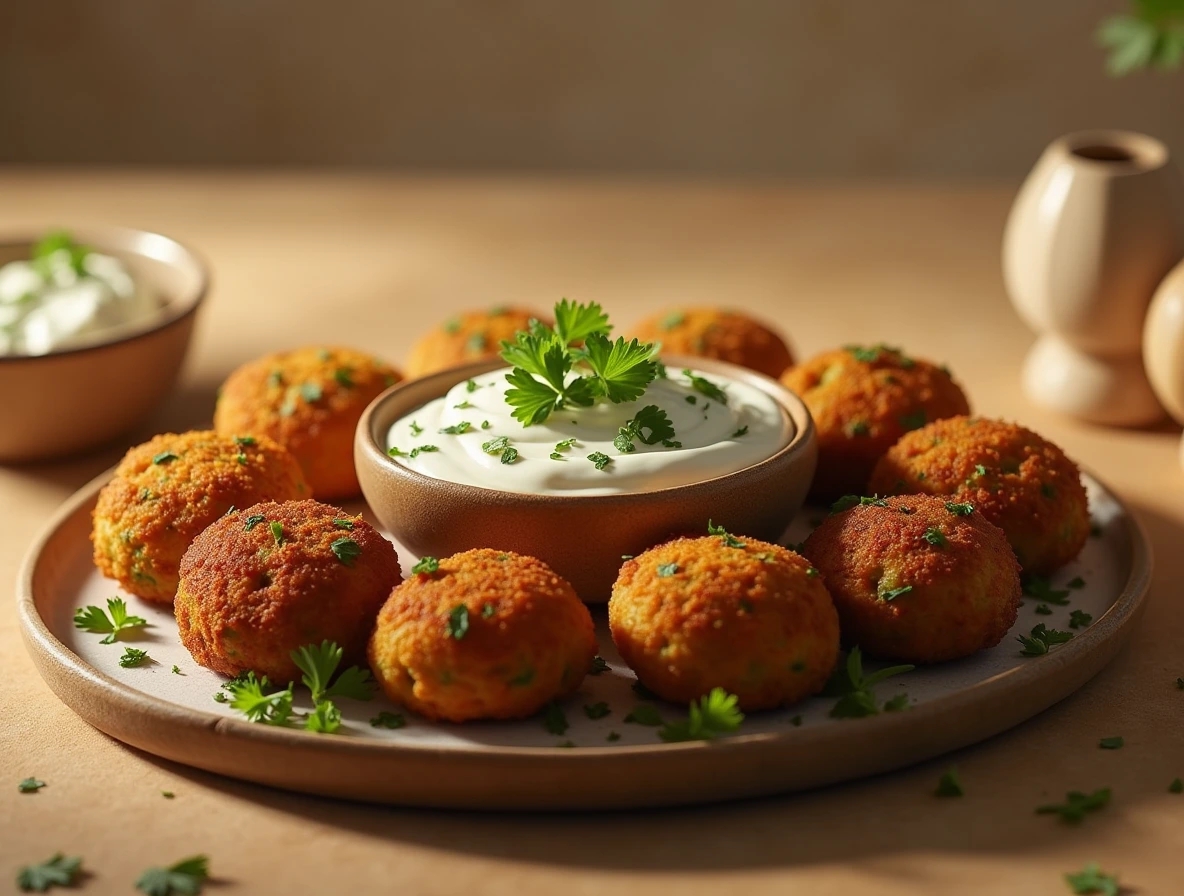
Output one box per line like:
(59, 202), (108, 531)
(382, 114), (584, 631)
(0, 227), (208, 463)
(355, 356), (818, 603)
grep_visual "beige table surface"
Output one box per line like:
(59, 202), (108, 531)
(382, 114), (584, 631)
(2, 171), (1182, 895)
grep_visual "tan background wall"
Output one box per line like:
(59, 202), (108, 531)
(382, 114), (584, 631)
(2, 0), (1181, 176)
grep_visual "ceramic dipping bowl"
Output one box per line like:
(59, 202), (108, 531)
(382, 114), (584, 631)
(0, 226), (208, 463)
(355, 356), (818, 603)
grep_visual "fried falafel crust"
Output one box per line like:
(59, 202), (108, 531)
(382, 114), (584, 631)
(608, 536), (840, 711)
(92, 431), (309, 602)
(213, 345), (401, 501)
(627, 308), (794, 379)
(781, 346), (970, 500)
(175, 499), (400, 680)
(802, 494), (1021, 664)
(368, 549), (596, 723)
(868, 416), (1090, 574)
(405, 307), (548, 379)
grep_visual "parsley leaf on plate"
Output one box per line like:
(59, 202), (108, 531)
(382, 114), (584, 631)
(18, 777), (46, 793)
(17, 853), (82, 892)
(658, 688), (744, 742)
(1023, 575), (1071, 605)
(73, 597), (147, 644)
(222, 672), (293, 726)
(584, 702), (611, 720)
(1017, 623), (1074, 657)
(135, 855), (209, 896)
(588, 655), (609, 675)
(119, 647), (151, 668)
(623, 703), (664, 726)
(542, 702), (569, 735)
(370, 711), (406, 729)
(824, 647), (914, 719)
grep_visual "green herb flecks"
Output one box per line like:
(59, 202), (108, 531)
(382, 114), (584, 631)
(18, 777), (46, 793)
(17, 853), (83, 892)
(152, 451), (179, 465)
(119, 647), (151, 668)
(412, 556), (439, 574)
(543, 702), (569, 735)
(1098, 736), (1124, 750)
(439, 421), (472, 435)
(447, 605), (470, 640)
(371, 711), (406, 729)
(588, 451), (612, 470)
(330, 537), (361, 566)
(935, 765), (963, 797)
(269, 520), (284, 546)
(1037, 788), (1111, 824)
(134, 855), (210, 896)
(613, 404), (676, 453)
(243, 514), (266, 531)
(707, 519), (745, 548)
(682, 369), (728, 404)
(1069, 609), (1093, 629)
(1063, 863), (1120, 896)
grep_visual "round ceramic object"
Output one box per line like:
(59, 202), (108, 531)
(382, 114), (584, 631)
(354, 356), (818, 603)
(1003, 129), (1184, 426)
(17, 469), (1150, 810)
(1144, 258), (1184, 423)
(0, 227), (208, 462)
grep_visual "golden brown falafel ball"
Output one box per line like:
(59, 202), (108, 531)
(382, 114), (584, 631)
(781, 344), (970, 500)
(92, 431), (309, 603)
(868, 416), (1089, 574)
(608, 533), (840, 711)
(627, 308), (794, 379)
(802, 494), (1021, 663)
(175, 500), (400, 680)
(405, 307), (548, 379)
(214, 345), (401, 501)
(368, 549), (596, 723)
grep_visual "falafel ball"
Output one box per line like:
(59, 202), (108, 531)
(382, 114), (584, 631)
(868, 416), (1089, 574)
(405, 306), (548, 379)
(92, 431), (309, 603)
(802, 494), (1021, 663)
(608, 533), (840, 710)
(368, 549), (596, 722)
(780, 344), (970, 500)
(176, 499), (400, 680)
(627, 308), (794, 379)
(213, 345), (401, 501)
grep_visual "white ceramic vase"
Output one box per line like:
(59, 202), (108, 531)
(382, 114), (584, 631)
(1143, 259), (1184, 466)
(1003, 130), (1184, 426)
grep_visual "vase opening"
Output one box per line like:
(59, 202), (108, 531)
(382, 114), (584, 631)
(1072, 145), (1135, 163)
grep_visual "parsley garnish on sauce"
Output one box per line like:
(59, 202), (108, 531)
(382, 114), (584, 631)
(439, 421), (472, 435)
(682, 369), (728, 404)
(135, 855), (210, 896)
(588, 451), (612, 470)
(500, 300), (659, 425)
(613, 405), (676, 453)
(658, 688), (744, 742)
(73, 597), (147, 644)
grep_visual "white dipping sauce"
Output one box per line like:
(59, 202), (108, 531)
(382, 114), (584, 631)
(386, 366), (792, 496)
(0, 248), (158, 356)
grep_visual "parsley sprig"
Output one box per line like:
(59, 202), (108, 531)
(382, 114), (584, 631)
(823, 648), (914, 718)
(1037, 787), (1111, 823)
(500, 300), (660, 425)
(17, 853), (83, 892)
(658, 688), (744, 742)
(74, 597), (148, 644)
(1064, 862), (1120, 896)
(1017, 623), (1074, 656)
(135, 855), (209, 896)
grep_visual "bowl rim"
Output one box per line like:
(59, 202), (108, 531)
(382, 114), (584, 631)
(356, 354), (816, 504)
(0, 224), (210, 364)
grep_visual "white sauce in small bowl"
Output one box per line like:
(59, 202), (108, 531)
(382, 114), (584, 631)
(0, 246), (159, 356)
(386, 366), (792, 496)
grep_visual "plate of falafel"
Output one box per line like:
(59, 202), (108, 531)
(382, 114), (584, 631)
(17, 305), (1152, 810)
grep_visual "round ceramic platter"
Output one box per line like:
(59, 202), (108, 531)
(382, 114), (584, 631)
(18, 470), (1150, 811)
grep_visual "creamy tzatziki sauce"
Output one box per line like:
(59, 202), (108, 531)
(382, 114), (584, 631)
(0, 236), (159, 356)
(386, 367), (791, 496)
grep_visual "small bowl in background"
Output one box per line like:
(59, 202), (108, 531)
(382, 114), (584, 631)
(355, 356), (818, 602)
(0, 227), (208, 463)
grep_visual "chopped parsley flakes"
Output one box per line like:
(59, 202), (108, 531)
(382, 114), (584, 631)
(613, 405), (676, 453)
(588, 451), (612, 470)
(1037, 787), (1111, 823)
(152, 451), (178, 465)
(656, 562), (679, 577)
(119, 647), (151, 668)
(412, 556), (439, 574)
(447, 605), (470, 639)
(1017, 623), (1074, 656)
(934, 765), (963, 797)
(682, 369), (728, 404)
(330, 537), (361, 566)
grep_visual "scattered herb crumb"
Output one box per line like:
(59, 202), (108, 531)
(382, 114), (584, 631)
(1098, 736), (1124, 750)
(134, 855), (210, 896)
(584, 702), (611, 720)
(411, 556), (439, 574)
(935, 765), (963, 797)
(119, 647), (151, 668)
(1063, 863), (1120, 896)
(17, 854), (82, 892)
(1037, 787), (1111, 823)
(370, 711), (407, 729)
(18, 777), (46, 793)
(446, 605), (470, 640)
(543, 702), (569, 735)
